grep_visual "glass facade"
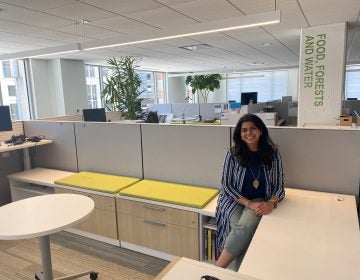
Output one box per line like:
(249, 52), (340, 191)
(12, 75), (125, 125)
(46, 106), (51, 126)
(0, 60), (30, 120)
(85, 64), (167, 109)
(345, 65), (360, 100)
(226, 70), (289, 103)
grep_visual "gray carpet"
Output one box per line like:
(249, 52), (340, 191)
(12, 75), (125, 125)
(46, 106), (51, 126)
(0, 231), (169, 280)
(51, 231), (169, 276)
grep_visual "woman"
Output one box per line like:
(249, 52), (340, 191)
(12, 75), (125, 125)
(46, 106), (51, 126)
(215, 114), (285, 270)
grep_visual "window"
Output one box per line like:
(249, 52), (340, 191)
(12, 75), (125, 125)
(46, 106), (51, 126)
(9, 104), (19, 120)
(345, 66), (360, 100)
(85, 65), (101, 109)
(8, 85), (16, 97)
(2, 61), (11, 78)
(85, 64), (167, 109)
(136, 71), (167, 105)
(0, 60), (30, 120)
(226, 70), (289, 103)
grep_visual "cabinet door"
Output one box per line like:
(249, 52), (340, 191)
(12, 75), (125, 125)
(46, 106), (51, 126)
(55, 188), (117, 239)
(118, 214), (199, 260)
(75, 209), (117, 239)
(116, 199), (198, 229)
(55, 188), (115, 211)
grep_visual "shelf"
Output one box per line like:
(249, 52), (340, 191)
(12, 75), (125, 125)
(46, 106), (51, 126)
(203, 224), (217, 231)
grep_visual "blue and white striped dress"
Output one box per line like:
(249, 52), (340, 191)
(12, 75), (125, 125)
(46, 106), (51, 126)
(215, 149), (285, 257)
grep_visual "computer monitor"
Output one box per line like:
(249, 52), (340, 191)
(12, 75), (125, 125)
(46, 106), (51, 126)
(83, 108), (107, 122)
(282, 96), (293, 102)
(229, 102), (241, 110)
(0, 106), (13, 132)
(241, 92), (258, 105)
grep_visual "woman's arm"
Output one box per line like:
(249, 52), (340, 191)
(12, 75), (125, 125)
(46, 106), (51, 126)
(220, 151), (244, 201)
(271, 149), (285, 200)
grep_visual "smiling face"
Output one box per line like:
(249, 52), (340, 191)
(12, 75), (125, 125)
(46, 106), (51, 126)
(240, 121), (262, 151)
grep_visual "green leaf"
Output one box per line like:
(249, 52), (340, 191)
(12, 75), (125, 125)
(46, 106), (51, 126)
(101, 56), (144, 119)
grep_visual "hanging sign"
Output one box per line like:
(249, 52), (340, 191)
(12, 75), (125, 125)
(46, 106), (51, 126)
(298, 23), (346, 126)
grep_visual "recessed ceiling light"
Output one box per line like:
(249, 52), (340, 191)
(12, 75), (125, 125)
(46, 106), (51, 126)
(248, 62), (268, 66)
(81, 19), (91, 24)
(179, 44), (213, 51)
(259, 43), (272, 47)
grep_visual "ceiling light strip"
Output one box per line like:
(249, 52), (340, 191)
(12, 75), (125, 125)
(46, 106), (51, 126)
(83, 10), (280, 51)
(0, 43), (81, 61)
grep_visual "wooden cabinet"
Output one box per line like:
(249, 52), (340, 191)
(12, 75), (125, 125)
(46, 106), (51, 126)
(116, 198), (199, 260)
(55, 188), (117, 239)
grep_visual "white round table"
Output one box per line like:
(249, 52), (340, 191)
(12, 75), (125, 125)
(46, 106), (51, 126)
(0, 194), (95, 280)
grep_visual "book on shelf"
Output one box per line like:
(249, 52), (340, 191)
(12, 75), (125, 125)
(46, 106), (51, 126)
(204, 228), (217, 262)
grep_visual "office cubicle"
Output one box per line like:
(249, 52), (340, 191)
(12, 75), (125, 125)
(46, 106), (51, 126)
(24, 121), (78, 172)
(74, 122), (142, 177)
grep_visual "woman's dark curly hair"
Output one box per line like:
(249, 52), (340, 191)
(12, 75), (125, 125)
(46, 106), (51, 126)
(231, 114), (277, 168)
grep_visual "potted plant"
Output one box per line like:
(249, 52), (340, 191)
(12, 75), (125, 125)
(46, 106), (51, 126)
(185, 74), (222, 103)
(101, 57), (144, 120)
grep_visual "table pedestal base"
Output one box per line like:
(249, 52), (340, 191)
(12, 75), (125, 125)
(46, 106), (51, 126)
(35, 271), (98, 280)
(36, 235), (98, 280)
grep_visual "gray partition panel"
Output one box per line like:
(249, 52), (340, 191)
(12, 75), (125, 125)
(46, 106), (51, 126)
(231, 126), (359, 195)
(199, 103), (222, 120)
(171, 103), (200, 118)
(141, 124), (231, 188)
(268, 128), (360, 195)
(23, 121), (78, 171)
(75, 122), (142, 177)
(147, 104), (172, 114)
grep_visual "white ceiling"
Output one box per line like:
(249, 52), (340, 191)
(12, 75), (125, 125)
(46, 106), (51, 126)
(0, 0), (359, 73)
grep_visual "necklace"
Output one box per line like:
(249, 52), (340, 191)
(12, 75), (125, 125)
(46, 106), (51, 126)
(249, 165), (261, 189)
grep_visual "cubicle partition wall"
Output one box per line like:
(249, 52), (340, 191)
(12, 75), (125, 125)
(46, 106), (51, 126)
(141, 124), (231, 188)
(229, 126), (360, 195)
(199, 103), (222, 120)
(171, 103), (199, 118)
(147, 104), (172, 114)
(24, 121), (78, 172)
(148, 103), (225, 121)
(268, 127), (360, 195)
(74, 122), (143, 177)
(22, 120), (359, 196)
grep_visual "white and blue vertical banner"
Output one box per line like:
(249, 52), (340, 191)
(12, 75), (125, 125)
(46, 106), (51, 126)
(298, 23), (346, 126)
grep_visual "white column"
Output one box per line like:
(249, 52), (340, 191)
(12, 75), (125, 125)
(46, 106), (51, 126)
(298, 23), (347, 126)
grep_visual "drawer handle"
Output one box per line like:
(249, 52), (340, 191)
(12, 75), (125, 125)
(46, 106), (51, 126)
(143, 205), (165, 212)
(143, 220), (166, 227)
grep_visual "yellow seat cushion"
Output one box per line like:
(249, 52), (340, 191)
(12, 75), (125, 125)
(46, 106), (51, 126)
(54, 172), (140, 193)
(118, 180), (219, 208)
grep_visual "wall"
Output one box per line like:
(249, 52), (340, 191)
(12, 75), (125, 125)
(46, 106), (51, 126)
(59, 59), (87, 115)
(168, 76), (186, 103)
(29, 58), (87, 118)
(0, 121), (25, 205)
(49, 59), (65, 116)
(287, 68), (299, 101)
(29, 59), (55, 118)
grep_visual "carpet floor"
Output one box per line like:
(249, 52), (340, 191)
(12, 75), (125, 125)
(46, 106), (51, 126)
(0, 231), (169, 280)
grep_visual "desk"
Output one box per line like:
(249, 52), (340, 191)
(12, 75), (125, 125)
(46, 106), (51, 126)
(0, 139), (53, 169)
(171, 117), (198, 124)
(0, 194), (94, 280)
(239, 188), (360, 280)
(154, 257), (259, 280)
